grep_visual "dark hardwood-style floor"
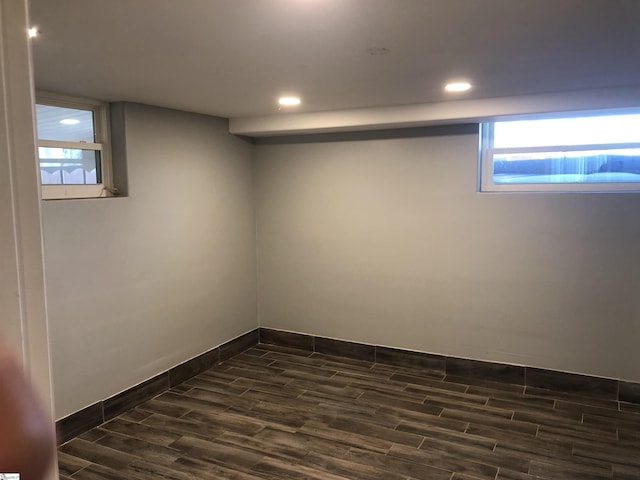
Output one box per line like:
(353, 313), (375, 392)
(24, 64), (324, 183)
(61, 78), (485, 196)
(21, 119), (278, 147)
(58, 344), (640, 480)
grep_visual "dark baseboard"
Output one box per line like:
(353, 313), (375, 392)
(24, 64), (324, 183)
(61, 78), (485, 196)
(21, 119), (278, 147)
(55, 329), (259, 445)
(258, 328), (640, 405)
(57, 326), (640, 445)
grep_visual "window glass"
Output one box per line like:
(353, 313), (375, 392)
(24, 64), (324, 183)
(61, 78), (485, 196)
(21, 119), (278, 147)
(34, 96), (110, 197)
(38, 147), (100, 185)
(35, 104), (95, 142)
(494, 114), (640, 148)
(481, 112), (640, 192)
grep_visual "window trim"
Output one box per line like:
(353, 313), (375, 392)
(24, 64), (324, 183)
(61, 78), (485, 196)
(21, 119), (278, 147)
(480, 113), (640, 193)
(36, 91), (113, 200)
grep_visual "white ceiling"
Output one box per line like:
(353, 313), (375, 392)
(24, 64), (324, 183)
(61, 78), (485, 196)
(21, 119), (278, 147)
(28, 0), (640, 123)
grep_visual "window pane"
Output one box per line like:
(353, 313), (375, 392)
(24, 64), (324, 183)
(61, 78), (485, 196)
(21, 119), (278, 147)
(39, 147), (100, 185)
(493, 148), (640, 184)
(35, 104), (95, 142)
(494, 114), (640, 149)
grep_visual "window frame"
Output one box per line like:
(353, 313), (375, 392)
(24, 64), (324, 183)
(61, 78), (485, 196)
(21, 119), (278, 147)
(36, 91), (113, 200)
(479, 113), (640, 193)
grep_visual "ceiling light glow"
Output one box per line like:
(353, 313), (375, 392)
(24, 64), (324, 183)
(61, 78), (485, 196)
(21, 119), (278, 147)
(60, 119), (81, 125)
(27, 27), (39, 38)
(445, 81), (472, 92)
(278, 96), (301, 106)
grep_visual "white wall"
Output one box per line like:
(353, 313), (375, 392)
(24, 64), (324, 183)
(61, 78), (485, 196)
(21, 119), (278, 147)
(42, 104), (256, 419)
(255, 127), (640, 382)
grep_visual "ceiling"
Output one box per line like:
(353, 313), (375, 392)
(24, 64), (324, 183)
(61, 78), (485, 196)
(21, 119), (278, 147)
(28, 0), (640, 123)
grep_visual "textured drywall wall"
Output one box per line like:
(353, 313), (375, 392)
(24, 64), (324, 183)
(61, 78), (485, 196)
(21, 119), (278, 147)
(255, 126), (640, 382)
(43, 104), (256, 419)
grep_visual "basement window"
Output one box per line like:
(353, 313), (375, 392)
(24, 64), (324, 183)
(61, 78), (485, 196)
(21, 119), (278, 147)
(480, 112), (640, 192)
(36, 93), (113, 199)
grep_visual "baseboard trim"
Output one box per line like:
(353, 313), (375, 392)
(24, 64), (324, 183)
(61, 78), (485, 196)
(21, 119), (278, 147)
(56, 326), (640, 445)
(55, 328), (259, 445)
(258, 328), (640, 406)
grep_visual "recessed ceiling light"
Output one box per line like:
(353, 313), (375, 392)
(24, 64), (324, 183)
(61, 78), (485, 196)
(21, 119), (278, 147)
(278, 96), (301, 107)
(445, 81), (472, 92)
(27, 27), (39, 38)
(60, 119), (81, 125)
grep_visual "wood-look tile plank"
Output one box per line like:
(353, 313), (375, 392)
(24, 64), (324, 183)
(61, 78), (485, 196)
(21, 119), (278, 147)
(528, 459), (612, 480)
(524, 386), (619, 409)
(101, 417), (182, 446)
(495, 468), (547, 480)
(95, 431), (182, 466)
(379, 405), (469, 432)
(298, 420), (393, 454)
(572, 441), (640, 468)
(173, 387), (254, 411)
(76, 428), (108, 443)
(487, 397), (560, 415)
(357, 390), (443, 416)
(118, 408), (153, 423)
(467, 423), (571, 458)
(57, 450), (91, 476)
(246, 395), (335, 424)
(181, 409), (267, 436)
(60, 438), (139, 469)
(327, 416), (423, 447)
(613, 463), (640, 479)
(536, 422), (617, 444)
(389, 443), (499, 480)
(222, 366), (288, 385)
(170, 435), (264, 472)
(619, 402), (640, 415)
(582, 412), (640, 432)
(181, 375), (250, 395)
(251, 427), (351, 458)
(398, 423), (497, 450)
(301, 450), (409, 480)
(554, 399), (638, 421)
(232, 352), (279, 367)
(345, 447), (454, 480)
(441, 408), (538, 435)
(241, 346), (271, 357)
(70, 462), (142, 480)
(57, 344), (639, 480)
(513, 409), (611, 431)
(391, 372), (464, 391)
(322, 405), (399, 429)
(445, 375), (525, 393)
(227, 404), (307, 431)
(419, 436), (530, 474)
(494, 443), (608, 475)
(310, 352), (375, 368)
(372, 363), (445, 380)
(171, 456), (269, 480)
(264, 351), (328, 366)
(405, 383), (488, 404)
(136, 398), (191, 418)
(141, 412), (225, 440)
(126, 456), (199, 480)
(250, 456), (349, 480)
(424, 397), (514, 419)
(466, 385), (555, 406)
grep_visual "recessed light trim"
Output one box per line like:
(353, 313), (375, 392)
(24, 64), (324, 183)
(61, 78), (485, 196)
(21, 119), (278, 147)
(278, 96), (301, 107)
(60, 119), (81, 125)
(27, 27), (39, 38)
(445, 81), (472, 92)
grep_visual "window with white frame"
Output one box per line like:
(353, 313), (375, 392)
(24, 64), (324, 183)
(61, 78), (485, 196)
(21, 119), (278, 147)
(480, 112), (640, 192)
(35, 93), (113, 199)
